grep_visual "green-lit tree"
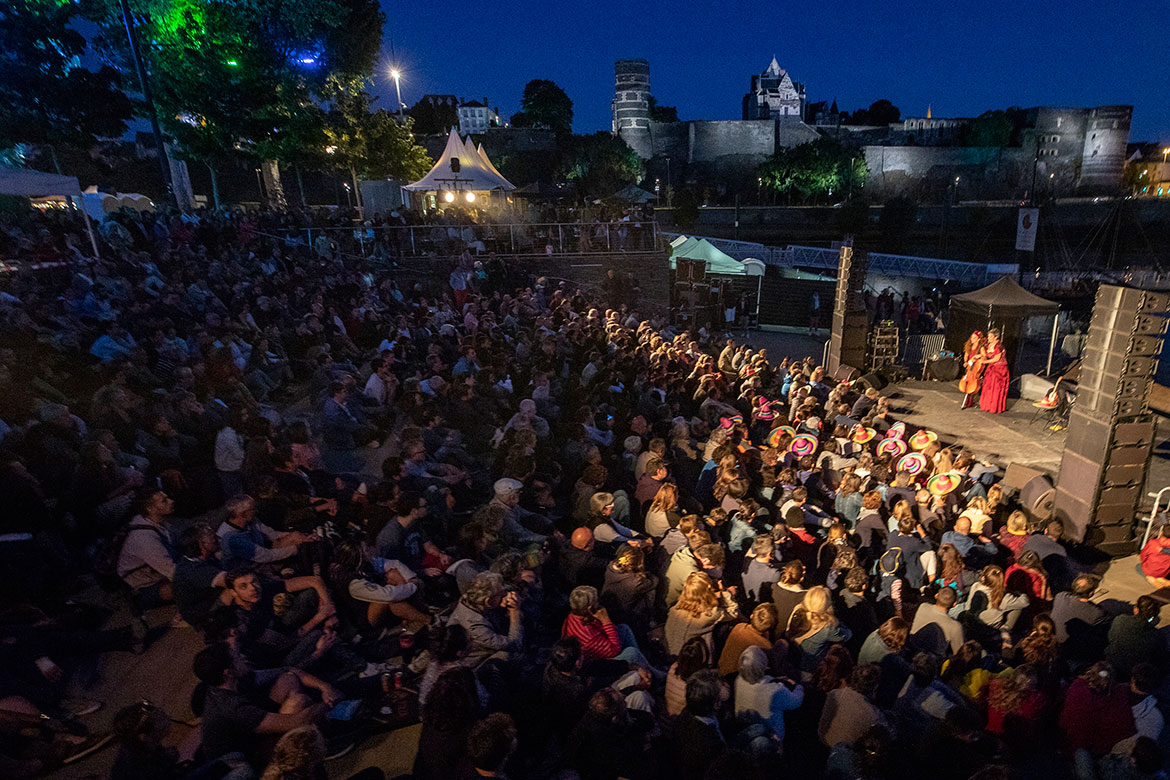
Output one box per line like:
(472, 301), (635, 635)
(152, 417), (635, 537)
(94, 0), (384, 207)
(758, 138), (867, 204)
(0, 0), (133, 172)
(962, 110), (1013, 147)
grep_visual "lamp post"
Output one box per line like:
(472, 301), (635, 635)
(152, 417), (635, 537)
(390, 69), (404, 116)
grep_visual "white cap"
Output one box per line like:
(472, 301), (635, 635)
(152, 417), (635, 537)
(493, 478), (523, 497)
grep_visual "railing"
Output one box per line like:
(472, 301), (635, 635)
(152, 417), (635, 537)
(278, 221), (662, 259)
(663, 232), (1019, 285)
(903, 334), (947, 366)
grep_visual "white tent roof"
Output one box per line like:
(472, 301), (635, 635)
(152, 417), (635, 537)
(476, 142), (510, 185)
(0, 167), (81, 197)
(404, 130), (515, 192)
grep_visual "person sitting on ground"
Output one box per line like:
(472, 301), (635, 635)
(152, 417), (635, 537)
(672, 669), (728, 780)
(327, 540), (431, 635)
(1139, 523), (1170, 590)
(1051, 573), (1110, 661)
(192, 642), (331, 765)
(222, 568), (337, 668)
(910, 587), (964, 657)
(941, 516), (996, 569)
(666, 571), (737, 655)
(172, 523), (229, 628)
(742, 534), (781, 605)
(733, 645), (804, 754)
(787, 585), (853, 674)
(818, 663), (886, 748)
(448, 572), (524, 668)
(1106, 595), (1166, 680)
(460, 712), (518, 780)
(718, 603), (779, 676)
(116, 488), (178, 609)
(561, 585), (654, 670)
(217, 494), (311, 570)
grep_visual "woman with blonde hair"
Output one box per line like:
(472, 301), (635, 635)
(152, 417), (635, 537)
(645, 482), (680, 539)
(999, 510), (1030, 564)
(964, 565), (1030, 648)
(664, 572), (735, 655)
(262, 726), (387, 780)
(958, 496), (992, 536)
(787, 585), (852, 674)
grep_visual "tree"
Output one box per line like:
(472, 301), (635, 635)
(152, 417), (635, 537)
(866, 100), (901, 125)
(97, 0), (384, 206)
(648, 96), (679, 123)
(962, 110), (1013, 147)
(407, 97), (458, 135)
(324, 86), (432, 186)
(560, 132), (642, 199)
(0, 0), (133, 171)
(757, 138), (868, 204)
(842, 99), (900, 126)
(515, 79), (573, 133)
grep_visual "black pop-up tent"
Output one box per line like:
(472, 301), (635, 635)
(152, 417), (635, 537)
(947, 276), (1060, 376)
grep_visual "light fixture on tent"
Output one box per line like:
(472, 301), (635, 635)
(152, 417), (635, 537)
(465, 192), (476, 203)
(443, 191), (455, 203)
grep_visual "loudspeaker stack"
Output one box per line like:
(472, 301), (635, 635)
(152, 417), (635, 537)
(1052, 284), (1169, 553)
(827, 243), (869, 375)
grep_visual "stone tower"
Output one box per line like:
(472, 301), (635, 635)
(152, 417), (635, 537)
(1078, 105), (1132, 192)
(613, 59), (653, 159)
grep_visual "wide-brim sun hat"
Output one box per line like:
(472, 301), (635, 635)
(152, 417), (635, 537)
(885, 421), (907, 440)
(851, 425), (877, 444)
(909, 429), (938, 451)
(767, 426), (796, 448)
(789, 433), (819, 457)
(927, 471), (963, 496)
(897, 452), (928, 476)
(877, 438), (908, 458)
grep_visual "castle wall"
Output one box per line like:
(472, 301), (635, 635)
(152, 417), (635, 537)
(1079, 105), (1132, 192)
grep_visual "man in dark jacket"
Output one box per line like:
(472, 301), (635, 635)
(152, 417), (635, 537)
(672, 669), (727, 780)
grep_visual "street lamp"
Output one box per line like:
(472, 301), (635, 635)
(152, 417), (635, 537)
(390, 68), (404, 115)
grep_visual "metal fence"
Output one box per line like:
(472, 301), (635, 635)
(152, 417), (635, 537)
(275, 221), (661, 260)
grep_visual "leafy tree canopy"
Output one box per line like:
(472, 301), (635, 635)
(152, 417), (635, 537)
(0, 0), (134, 158)
(406, 97), (458, 135)
(757, 137), (867, 203)
(324, 86), (431, 182)
(843, 99), (900, 126)
(516, 79), (573, 134)
(560, 132), (643, 199)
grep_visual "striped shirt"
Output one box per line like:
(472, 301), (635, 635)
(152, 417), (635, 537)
(561, 613), (620, 662)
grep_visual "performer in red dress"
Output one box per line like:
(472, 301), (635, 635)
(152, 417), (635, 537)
(978, 329), (1009, 414)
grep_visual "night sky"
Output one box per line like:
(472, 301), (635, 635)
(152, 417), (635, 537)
(377, 0), (1167, 142)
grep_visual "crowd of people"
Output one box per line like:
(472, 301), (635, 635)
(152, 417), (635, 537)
(0, 204), (1166, 780)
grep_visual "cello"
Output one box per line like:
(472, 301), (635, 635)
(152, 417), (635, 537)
(958, 330), (986, 408)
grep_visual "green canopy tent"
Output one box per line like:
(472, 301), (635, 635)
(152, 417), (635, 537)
(669, 236), (747, 276)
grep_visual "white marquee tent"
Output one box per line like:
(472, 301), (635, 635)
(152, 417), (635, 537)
(0, 166), (99, 257)
(404, 129), (516, 200)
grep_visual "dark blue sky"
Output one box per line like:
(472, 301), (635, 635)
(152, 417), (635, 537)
(377, 0), (1167, 142)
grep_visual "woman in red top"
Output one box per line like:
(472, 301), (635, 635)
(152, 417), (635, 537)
(978, 329), (1010, 414)
(1139, 525), (1170, 588)
(1058, 662), (1135, 756)
(986, 664), (1049, 748)
(561, 585), (653, 671)
(998, 511), (1030, 565)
